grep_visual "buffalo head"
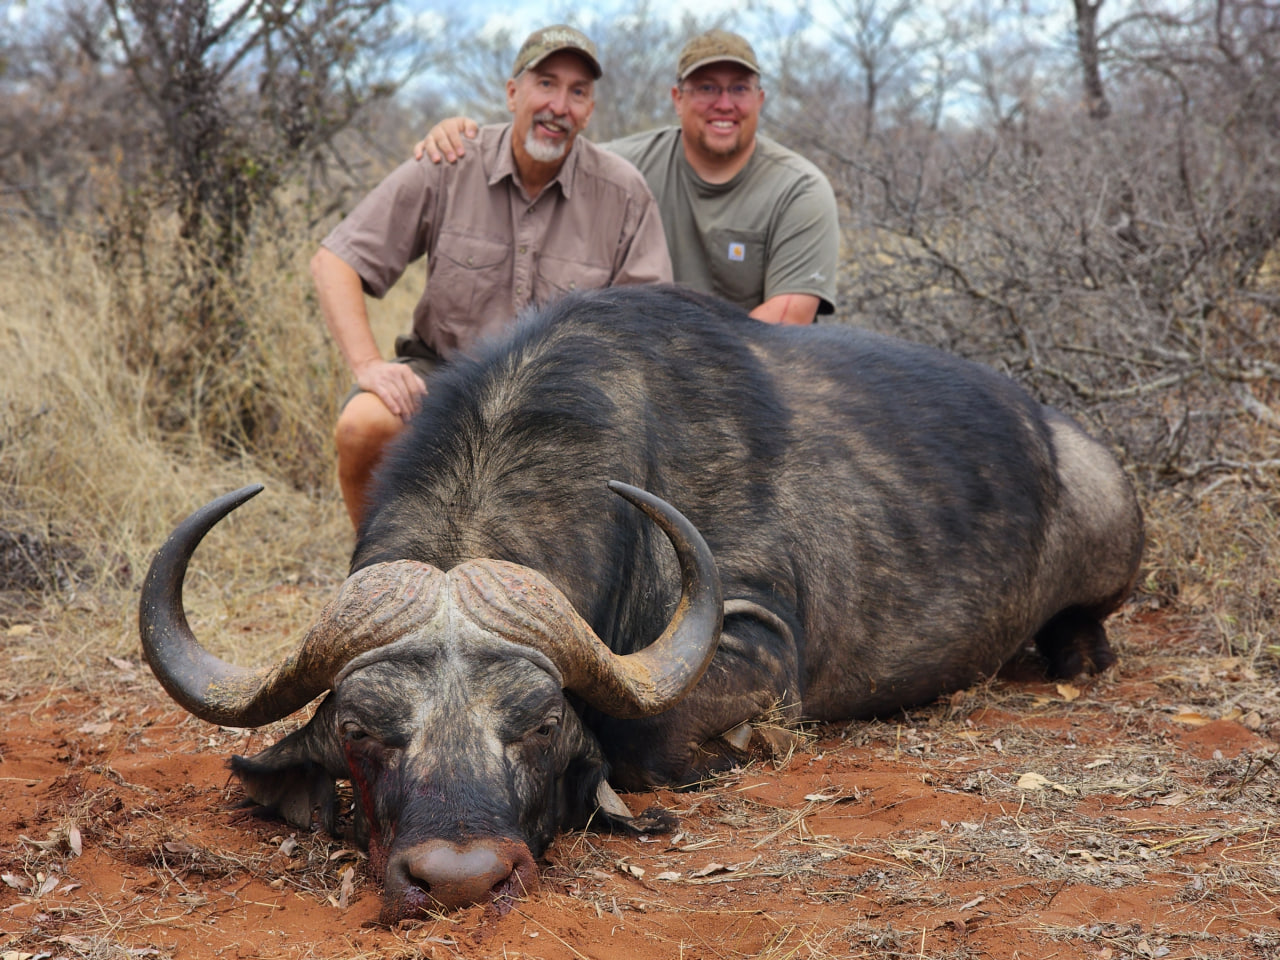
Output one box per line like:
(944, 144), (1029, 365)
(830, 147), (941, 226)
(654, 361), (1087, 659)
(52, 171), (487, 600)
(139, 482), (722, 923)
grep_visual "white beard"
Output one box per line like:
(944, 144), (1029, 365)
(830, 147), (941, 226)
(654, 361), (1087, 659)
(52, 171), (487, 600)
(524, 130), (569, 163)
(523, 112), (573, 162)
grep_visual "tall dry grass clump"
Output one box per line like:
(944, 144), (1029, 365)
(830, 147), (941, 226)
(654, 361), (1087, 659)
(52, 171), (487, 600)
(0, 212), (356, 682)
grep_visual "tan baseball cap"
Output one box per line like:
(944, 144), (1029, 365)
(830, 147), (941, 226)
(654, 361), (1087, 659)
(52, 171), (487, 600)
(677, 29), (760, 81)
(512, 24), (602, 79)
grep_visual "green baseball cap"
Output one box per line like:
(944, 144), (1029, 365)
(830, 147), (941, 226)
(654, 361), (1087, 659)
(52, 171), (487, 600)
(677, 29), (760, 81)
(512, 24), (602, 79)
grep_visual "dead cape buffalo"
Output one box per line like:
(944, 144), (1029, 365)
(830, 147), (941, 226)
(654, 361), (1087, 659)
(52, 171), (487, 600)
(140, 284), (1143, 923)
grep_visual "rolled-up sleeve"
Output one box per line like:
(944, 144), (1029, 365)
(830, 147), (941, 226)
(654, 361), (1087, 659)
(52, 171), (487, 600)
(321, 159), (438, 298)
(613, 188), (673, 286)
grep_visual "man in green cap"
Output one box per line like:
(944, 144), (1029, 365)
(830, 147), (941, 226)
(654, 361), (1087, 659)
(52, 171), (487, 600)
(417, 28), (839, 326)
(314, 25), (671, 529)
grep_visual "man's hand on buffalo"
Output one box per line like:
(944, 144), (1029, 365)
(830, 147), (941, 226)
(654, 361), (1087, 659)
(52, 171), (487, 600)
(414, 116), (480, 164)
(355, 357), (427, 423)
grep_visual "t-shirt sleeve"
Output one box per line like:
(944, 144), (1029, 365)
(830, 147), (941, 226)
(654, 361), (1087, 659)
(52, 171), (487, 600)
(763, 171), (841, 314)
(320, 159), (437, 299)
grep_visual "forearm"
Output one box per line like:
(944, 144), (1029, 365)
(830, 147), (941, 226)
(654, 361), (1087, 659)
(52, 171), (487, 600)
(750, 293), (821, 326)
(311, 247), (382, 375)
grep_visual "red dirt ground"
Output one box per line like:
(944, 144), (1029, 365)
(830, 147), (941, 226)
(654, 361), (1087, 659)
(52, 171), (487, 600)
(3, 613), (1280, 959)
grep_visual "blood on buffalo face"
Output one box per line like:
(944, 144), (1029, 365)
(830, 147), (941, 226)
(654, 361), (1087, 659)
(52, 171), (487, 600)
(334, 642), (593, 918)
(235, 635), (609, 921)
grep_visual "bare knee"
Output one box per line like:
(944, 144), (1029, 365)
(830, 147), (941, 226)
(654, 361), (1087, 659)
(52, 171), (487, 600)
(335, 393), (405, 463)
(335, 393), (406, 528)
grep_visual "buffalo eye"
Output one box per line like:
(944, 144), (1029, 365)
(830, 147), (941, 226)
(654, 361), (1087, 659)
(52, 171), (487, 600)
(342, 722), (370, 743)
(528, 716), (560, 742)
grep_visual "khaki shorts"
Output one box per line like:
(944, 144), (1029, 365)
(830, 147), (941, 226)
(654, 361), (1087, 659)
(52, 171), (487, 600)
(341, 335), (443, 410)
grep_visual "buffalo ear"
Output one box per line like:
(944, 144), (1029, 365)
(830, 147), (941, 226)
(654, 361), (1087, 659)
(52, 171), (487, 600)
(595, 801), (678, 836)
(575, 766), (677, 836)
(228, 701), (345, 834)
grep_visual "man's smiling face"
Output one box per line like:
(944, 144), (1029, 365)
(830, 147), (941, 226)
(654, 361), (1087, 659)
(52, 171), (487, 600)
(507, 50), (595, 166)
(673, 63), (764, 167)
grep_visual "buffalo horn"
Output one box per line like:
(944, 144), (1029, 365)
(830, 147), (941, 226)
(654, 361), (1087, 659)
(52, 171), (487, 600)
(451, 481), (724, 718)
(139, 486), (447, 727)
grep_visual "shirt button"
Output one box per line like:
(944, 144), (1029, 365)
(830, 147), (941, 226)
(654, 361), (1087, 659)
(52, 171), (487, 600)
(467, 256), (474, 265)
(568, 281), (576, 290)
(519, 245), (527, 254)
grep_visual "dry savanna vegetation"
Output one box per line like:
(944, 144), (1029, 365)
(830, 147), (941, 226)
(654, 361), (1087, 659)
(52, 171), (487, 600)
(2, 1), (1279, 959)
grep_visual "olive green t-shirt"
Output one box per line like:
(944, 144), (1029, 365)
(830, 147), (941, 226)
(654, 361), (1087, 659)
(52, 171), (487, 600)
(603, 127), (839, 314)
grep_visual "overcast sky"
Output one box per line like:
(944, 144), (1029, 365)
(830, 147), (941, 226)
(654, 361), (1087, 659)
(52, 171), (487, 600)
(405, 0), (754, 37)
(401, 0), (1080, 74)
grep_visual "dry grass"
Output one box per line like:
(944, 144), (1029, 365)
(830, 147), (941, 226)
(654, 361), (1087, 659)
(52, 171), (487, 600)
(1140, 481), (1280, 664)
(0, 215), (350, 687)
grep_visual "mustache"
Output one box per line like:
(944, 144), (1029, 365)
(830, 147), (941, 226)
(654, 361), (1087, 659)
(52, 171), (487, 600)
(531, 110), (575, 134)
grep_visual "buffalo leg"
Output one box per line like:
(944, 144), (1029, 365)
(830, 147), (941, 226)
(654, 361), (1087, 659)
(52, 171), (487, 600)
(1034, 608), (1117, 678)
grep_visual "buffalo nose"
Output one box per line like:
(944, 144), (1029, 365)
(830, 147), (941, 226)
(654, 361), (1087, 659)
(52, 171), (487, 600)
(389, 839), (533, 912)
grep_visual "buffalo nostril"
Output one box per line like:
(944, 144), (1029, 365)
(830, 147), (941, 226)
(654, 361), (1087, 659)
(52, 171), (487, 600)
(392, 840), (516, 911)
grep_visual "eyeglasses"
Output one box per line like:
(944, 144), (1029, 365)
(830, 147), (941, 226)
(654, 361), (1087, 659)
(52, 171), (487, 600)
(681, 81), (759, 105)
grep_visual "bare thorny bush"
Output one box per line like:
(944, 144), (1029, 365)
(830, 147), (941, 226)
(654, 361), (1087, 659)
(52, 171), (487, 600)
(793, 1), (1280, 655)
(833, 110), (1279, 484)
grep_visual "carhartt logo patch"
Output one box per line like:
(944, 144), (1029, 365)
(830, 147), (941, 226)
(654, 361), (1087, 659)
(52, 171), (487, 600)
(727, 242), (746, 262)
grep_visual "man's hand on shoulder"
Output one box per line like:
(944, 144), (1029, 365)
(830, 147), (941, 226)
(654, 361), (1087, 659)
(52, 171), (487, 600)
(355, 359), (428, 423)
(414, 117), (480, 164)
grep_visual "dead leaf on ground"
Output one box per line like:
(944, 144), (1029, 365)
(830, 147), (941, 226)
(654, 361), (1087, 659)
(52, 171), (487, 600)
(689, 861), (729, 878)
(1, 873), (30, 892)
(803, 789), (854, 802)
(1016, 772), (1075, 795)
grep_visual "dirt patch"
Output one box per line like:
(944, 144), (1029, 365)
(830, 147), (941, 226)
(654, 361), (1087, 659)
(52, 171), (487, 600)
(3, 612), (1280, 960)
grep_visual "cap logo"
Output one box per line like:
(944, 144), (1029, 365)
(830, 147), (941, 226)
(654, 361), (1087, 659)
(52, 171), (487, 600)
(539, 28), (587, 48)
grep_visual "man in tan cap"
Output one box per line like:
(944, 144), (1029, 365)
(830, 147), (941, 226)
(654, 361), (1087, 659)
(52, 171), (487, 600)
(418, 28), (839, 326)
(313, 25), (671, 529)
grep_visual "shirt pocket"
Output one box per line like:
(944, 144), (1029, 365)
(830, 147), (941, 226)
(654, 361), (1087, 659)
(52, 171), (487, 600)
(534, 253), (613, 305)
(430, 232), (512, 320)
(704, 228), (766, 311)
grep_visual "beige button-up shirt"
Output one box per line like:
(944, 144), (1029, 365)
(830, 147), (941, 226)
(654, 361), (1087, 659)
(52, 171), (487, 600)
(322, 123), (672, 359)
